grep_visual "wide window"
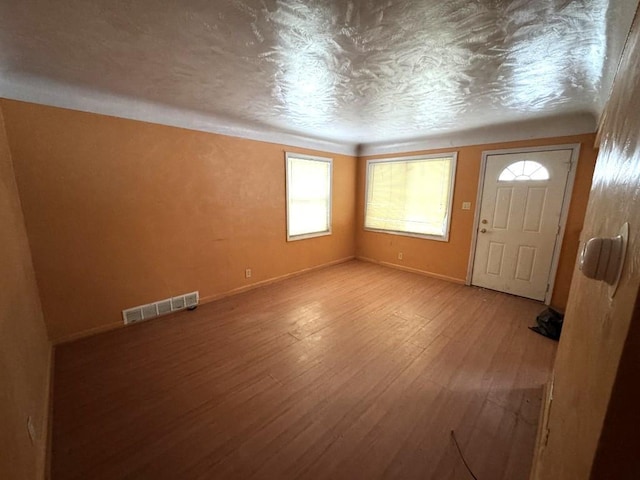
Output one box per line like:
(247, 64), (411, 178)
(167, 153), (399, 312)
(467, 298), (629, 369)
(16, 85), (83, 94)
(286, 153), (332, 241)
(365, 153), (457, 241)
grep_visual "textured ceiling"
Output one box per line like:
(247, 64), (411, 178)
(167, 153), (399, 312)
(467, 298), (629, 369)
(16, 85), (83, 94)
(0, 0), (636, 152)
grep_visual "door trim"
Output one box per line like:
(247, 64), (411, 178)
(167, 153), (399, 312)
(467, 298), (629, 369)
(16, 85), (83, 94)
(465, 143), (581, 304)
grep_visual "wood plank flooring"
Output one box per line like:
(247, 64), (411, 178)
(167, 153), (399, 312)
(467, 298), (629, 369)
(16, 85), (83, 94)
(51, 260), (557, 479)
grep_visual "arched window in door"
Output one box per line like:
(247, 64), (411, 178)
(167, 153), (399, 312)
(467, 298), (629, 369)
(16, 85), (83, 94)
(498, 160), (550, 181)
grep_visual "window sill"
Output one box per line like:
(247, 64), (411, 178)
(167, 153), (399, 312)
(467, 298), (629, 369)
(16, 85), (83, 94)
(287, 230), (332, 242)
(363, 227), (449, 242)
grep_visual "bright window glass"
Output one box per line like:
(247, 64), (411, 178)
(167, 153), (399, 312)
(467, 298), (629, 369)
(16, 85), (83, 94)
(365, 154), (456, 240)
(286, 153), (332, 240)
(498, 160), (550, 181)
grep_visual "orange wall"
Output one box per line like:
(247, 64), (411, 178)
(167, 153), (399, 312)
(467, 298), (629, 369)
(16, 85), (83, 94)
(0, 104), (51, 479)
(355, 134), (597, 309)
(0, 98), (596, 346)
(1, 100), (357, 342)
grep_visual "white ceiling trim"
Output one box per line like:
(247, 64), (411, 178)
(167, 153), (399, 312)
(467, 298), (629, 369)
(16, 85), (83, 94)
(360, 113), (597, 157)
(0, 73), (596, 159)
(0, 73), (358, 156)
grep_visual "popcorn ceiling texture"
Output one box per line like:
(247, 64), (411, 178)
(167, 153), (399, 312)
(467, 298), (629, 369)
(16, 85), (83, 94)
(0, 0), (635, 146)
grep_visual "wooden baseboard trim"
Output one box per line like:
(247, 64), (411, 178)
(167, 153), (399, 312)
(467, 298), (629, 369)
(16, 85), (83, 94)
(53, 322), (124, 345)
(53, 256), (356, 345)
(356, 256), (465, 285)
(199, 256), (355, 304)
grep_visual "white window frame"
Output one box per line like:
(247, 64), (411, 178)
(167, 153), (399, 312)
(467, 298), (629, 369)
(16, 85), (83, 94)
(285, 152), (333, 241)
(364, 152), (457, 242)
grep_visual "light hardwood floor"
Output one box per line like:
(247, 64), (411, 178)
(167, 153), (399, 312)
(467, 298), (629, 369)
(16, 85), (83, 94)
(51, 260), (557, 479)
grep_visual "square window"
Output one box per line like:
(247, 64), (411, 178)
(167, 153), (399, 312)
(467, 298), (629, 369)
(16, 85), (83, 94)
(364, 153), (457, 241)
(286, 153), (332, 241)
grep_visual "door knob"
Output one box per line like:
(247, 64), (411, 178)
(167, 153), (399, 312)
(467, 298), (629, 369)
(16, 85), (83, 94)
(481, 219), (488, 224)
(480, 228), (487, 233)
(579, 222), (629, 298)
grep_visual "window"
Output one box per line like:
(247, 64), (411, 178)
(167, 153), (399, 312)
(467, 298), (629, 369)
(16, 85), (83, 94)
(498, 160), (549, 181)
(286, 153), (332, 241)
(365, 153), (457, 241)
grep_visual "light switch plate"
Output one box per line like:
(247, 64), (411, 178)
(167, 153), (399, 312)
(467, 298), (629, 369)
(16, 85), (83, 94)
(462, 202), (471, 210)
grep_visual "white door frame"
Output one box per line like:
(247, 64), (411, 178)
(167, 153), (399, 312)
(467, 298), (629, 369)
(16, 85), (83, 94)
(466, 143), (582, 304)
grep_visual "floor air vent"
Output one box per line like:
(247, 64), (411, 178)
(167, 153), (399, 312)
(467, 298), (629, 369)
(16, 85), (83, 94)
(184, 292), (199, 308)
(157, 299), (172, 316)
(122, 291), (199, 325)
(123, 308), (143, 325)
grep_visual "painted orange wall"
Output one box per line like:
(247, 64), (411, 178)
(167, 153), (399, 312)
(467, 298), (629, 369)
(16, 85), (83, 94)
(0, 104), (51, 479)
(355, 134), (597, 309)
(1, 97), (595, 346)
(1, 100), (357, 343)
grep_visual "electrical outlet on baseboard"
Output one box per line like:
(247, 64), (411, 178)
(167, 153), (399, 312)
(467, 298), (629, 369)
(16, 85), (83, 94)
(245, 268), (252, 278)
(398, 252), (403, 260)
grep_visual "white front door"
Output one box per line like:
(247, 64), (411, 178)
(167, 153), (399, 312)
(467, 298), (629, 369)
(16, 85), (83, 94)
(471, 149), (573, 301)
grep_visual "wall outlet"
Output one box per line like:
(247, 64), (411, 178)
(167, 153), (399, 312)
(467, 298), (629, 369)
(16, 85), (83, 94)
(398, 252), (403, 260)
(462, 201), (472, 210)
(245, 268), (252, 278)
(27, 416), (36, 445)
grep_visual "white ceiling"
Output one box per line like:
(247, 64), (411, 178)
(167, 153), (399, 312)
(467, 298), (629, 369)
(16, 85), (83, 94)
(0, 0), (637, 155)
